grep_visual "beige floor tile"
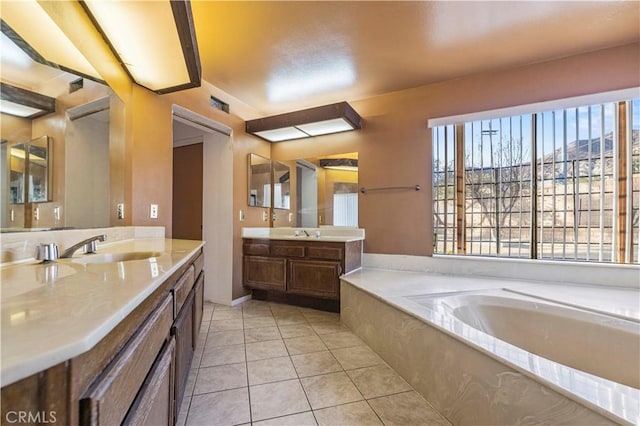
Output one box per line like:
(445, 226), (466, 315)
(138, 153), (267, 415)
(176, 396), (191, 426)
(186, 388), (250, 426)
(209, 319), (244, 332)
(302, 310), (341, 324)
(290, 351), (343, 377)
(284, 335), (327, 355)
(202, 309), (214, 322)
(193, 363), (247, 395)
(206, 330), (245, 347)
(212, 309), (244, 321)
(242, 311), (274, 320)
(300, 372), (363, 409)
(246, 339), (288, 361)
(249, 379), (311, 421)
(331, 346), (384, 370)
(346, 365), (412, 399)
(310, 321), (349, 335)
(368, 391), (451, 426)
(319, 331), (364, 349)
(213, 303), (240, 312)
(278, 323), (316, 338)
(243, 316), (277, 329)
(247, 356), (298, 385)
(200, 344), (246, 367)
(270, 303), (302, 314)
(244, 326), (282, 343)
(275, 313), (309, 326)
(314, 401), (382, 426)
(253, 411), (317, 426)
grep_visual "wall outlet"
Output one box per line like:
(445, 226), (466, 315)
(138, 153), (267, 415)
(239, 209), (245, 222)
(262, 210), (268, 221)
(117, 203), (125, 219)
(53, 207), (61, 221)
(10, 209), (14, 222)
(288, 212), (293, 222)
(150, 204), (159, 219)
(34, 207), (39, 221)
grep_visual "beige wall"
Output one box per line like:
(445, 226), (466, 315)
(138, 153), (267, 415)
(274, 42), (640, 256)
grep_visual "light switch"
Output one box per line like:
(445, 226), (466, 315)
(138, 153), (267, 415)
(150, 204), (159, 219)
(34, 207), (39, 221)
(117, 203), (125, 219)
(239, 209), (245, 222)
(53, 207), (61, 221)
(262, 210), (268, 221)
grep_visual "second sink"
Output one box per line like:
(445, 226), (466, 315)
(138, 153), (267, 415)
(72, 251), (162, 264)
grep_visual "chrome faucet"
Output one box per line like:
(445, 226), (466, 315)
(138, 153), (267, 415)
(60, 234), (107, 258)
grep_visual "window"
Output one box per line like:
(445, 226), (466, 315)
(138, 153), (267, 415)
(432, 97), (639, 264)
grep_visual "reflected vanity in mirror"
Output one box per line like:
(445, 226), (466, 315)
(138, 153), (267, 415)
(0, 18), (125, 231)
(248, 153), (272, 208)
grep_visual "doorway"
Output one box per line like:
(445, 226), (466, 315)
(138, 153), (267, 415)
(171, 106), (233, 305)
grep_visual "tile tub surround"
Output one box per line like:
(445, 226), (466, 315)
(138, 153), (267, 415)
(241, 226), (365, 242)
(180, 299), (451, 426)
(340, 268), (640, 425)
(1, 237), (203, 386)
(0, 226), (165, 264)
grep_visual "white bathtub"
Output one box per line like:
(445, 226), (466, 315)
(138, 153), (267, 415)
(407, 290), (640, 390)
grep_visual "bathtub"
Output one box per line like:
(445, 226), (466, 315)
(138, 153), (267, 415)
(340, 269), (640, 425)
(408, 290), (640, 390)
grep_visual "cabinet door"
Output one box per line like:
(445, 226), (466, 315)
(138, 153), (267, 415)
(287, 260), (341, 299)
(123, 338), (175, 426)
(192, 271), (205, 345)
(243, 256), (286, 291)
(171, 290), (194, 412)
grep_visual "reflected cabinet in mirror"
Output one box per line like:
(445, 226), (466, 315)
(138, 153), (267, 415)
(271, 153), (358, 228)
(0, 17), (125, 231)
(248, 153), (272, 208)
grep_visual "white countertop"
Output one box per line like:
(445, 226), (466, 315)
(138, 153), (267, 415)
(1, 238), (204, 387)
(241, 226), (365, 242)
(341, 267), (640, 425)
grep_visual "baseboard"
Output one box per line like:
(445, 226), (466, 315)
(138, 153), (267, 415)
(231, 294), (252, 306)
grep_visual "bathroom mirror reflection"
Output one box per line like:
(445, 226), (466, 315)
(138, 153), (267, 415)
(248, 153), (272, 208)
(271, 152), (358, 228)
(273, 161), (290, 210)
(0, 21), (124, 231)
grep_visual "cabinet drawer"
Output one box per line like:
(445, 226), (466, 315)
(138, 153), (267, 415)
(80, 295), (173, 426)
(173, 266), (195, 318)
(306, 246), (343, 261)
(271, 244), (305, 258)
(243, 242), (270, 256)
(243, 256), (286, 291)
(123, 338), (175, 426)
(193, 251), (204, 279)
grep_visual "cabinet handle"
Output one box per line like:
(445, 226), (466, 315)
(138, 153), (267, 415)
(337, 264), (343, 275)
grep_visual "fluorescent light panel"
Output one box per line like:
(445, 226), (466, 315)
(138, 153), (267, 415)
(1, 1), (101, 80)
(0, 100), (43, 118)
(82, 0), (201, 93)
(246, 102), (362, 143)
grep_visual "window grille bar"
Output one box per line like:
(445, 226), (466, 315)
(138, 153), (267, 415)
(573, 109), (579, 260)
(599, 106), (605, 261)
(587, 106), (593, 261)
(625, 101), (633, 263)
(551, 111), (557, 259)
(443, 127), (449, 254)
(531, 114), (538, 259)
(562, 110), (569, 259)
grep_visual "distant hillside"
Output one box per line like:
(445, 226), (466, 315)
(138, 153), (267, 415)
(545, 129), (639, 162)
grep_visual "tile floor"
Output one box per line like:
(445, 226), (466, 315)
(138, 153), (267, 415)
(179, 299), (451, 426)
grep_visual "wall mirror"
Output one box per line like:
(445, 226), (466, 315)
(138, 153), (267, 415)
(0, 19), (124, 231)
(271, 152), (358, 228)
(273, 161), (290, 210)
(248, 153), (271, 208)
(27, 136), (52, 203)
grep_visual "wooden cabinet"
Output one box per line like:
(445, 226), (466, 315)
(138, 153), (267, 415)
(1, 248), (204, 426)
(123, 338), (175, 426)
(172, 289), (194, 412)
(243, 239), (362, 306)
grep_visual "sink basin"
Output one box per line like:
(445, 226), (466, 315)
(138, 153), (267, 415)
(72, 251), (163, 264)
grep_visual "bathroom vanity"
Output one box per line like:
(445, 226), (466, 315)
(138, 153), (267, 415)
(242, 227), (363, 310)
(0, 238), (204, 426)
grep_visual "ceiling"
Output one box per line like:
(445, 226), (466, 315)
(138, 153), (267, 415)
(192, 1), (640, 116)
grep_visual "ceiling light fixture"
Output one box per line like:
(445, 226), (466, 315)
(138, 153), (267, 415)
(81, 0), (201, 94)
(246, 102), (362, 143)
(0, 83), (55, 119)
(319, 158), (359, 172)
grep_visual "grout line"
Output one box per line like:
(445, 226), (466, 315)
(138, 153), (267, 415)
(241, 304), (253, 425)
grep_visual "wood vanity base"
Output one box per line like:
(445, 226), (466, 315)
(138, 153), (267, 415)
(252, 289), (340, 312)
